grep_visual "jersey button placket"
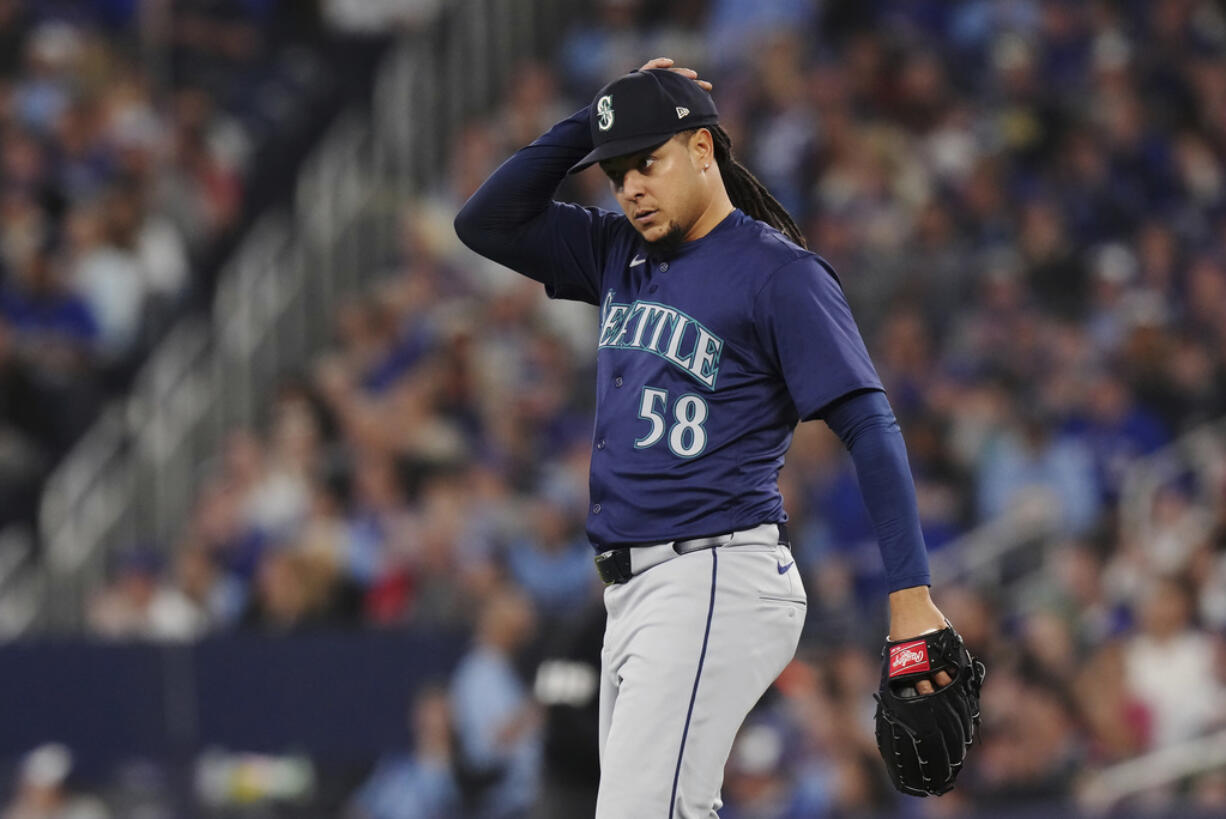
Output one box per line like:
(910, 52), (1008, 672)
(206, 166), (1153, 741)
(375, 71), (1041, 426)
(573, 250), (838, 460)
(614, 376), (623, 388)
(592, 503), (602, 514)
(596, 438), (606, 450)
(658, 261), (669, 272)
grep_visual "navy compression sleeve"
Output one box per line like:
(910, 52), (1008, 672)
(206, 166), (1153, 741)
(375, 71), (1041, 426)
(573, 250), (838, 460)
(821, 389), (932, 592)
(454, 106), (589, 256)
(454, 106), (616, 302)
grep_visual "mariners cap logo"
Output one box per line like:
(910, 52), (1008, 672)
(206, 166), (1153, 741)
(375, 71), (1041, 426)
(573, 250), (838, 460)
(888, 640), (931, 678)
(568, 70), (719, 174)
(597, 95), (615, 131)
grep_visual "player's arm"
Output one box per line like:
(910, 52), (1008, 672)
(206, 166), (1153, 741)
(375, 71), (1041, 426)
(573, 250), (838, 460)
(820, 388), (988, 798)
(754, 256), (947, 687)
(750, 159), (982, 807)
(823, 390), (988, 796)
(820, 390), (950, 687)
(453, 103), (616, 303)
(454, 58), (708, 304)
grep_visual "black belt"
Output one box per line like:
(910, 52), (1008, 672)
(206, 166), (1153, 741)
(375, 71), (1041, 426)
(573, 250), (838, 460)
(594, 522), (790, 585)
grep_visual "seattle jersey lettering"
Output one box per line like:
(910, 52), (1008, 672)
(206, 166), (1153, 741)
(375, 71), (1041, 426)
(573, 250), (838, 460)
(598, 290), (723, 389)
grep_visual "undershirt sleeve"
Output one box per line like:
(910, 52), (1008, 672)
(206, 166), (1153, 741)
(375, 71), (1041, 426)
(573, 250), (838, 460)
(820, 389), (932, 592)
(454, 106), (625, 305)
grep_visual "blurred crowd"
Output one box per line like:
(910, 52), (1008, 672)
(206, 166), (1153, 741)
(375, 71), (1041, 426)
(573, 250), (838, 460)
(0, 0), (351, 535)
(68, 0), (1226, 817)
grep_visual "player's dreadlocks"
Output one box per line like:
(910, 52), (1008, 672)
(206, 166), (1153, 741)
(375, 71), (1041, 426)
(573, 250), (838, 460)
(679, 126), (808, 249)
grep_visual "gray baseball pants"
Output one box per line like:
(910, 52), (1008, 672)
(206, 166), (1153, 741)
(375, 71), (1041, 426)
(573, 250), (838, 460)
(595, 523), (806, 818)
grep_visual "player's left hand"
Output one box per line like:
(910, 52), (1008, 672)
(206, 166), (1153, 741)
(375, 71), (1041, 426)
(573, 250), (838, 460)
(874, 622), (986, 797)
(887, 586), (952, 694)
(637, 57), (712, 91)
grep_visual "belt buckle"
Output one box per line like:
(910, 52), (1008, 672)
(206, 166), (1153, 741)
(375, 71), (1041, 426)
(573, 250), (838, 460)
(594, 549), (633, 585)
(673, 535), (724, 554)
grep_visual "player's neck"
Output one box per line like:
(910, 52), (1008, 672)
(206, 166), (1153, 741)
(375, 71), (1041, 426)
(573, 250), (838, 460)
(683, 191), (735, 243)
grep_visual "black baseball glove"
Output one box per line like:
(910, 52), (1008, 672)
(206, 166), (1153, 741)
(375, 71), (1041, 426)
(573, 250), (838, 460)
(873, 625), (986, 797)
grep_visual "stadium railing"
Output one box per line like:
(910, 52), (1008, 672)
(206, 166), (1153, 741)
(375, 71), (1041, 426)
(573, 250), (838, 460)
(930, 415), (1226, 609)
(5, 0), (584, 636)
(1078, 727), (1226, 813)
(929, 499), (1062, 593)
(1118, 416), (1226, 549)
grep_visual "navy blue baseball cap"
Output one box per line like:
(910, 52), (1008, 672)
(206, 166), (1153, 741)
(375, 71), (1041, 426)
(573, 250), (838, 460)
(568, 68), (719, 174)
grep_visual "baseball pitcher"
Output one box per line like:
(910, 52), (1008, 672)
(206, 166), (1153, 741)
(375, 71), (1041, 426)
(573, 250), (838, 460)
(455, 58), (984, 817)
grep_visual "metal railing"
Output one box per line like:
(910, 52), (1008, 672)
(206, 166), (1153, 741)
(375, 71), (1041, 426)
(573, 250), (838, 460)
(929, 500), (1063, 590)
(1119, 416), (1226, 549)
(931, 415), (1226, 609)
(0, 527), (38, 635)
(35, 122), (381, 631)
(14, 0), (586, 635)
(1079, 727), (1226, 813)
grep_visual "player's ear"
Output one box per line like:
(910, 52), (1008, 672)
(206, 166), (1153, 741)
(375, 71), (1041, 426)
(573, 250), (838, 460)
(689, 128), (715, 172)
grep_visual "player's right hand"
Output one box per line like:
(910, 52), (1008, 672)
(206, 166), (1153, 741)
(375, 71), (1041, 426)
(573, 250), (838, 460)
(638, 57), (712, 91)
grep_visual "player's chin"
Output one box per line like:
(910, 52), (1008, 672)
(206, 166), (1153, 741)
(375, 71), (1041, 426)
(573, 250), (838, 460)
(636, 220), (672, 242)
(631, 219), (662, 239)
(643, 221), (686, 256)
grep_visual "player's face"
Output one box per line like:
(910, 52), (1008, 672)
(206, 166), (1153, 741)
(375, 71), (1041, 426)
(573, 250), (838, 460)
(601, 135), (704, 249)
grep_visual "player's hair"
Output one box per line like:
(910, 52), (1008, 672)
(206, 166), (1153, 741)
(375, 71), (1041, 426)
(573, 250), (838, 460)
(678, 127), (808, 248)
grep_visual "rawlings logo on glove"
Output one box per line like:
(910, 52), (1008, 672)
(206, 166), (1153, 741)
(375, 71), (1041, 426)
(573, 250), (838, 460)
(888, 640), (930, 676)
(874, 625), (986, 797)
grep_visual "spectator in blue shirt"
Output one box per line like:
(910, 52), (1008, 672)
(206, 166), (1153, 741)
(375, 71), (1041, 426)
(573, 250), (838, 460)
(978, 406), (1098, 534)
(1061, 370), (1169, 504)
(450, 587), (541, 819)
(0, 244), (101, 457)
(348, 685), (461, 819)
(505, 495), (598, 619)
(0, 244), (98, 353)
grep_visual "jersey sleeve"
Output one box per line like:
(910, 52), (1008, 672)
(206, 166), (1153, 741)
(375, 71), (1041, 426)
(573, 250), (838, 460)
(454, 106), (627, 305)
(752, 255), (883, 421)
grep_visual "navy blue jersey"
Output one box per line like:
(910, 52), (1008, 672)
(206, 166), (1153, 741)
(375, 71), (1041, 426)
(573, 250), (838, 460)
(456, 106), (929, 590)
(565, 209), (881, 545)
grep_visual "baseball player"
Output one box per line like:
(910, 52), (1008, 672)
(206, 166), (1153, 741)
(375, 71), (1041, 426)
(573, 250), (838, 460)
(455, 58), (981, 817)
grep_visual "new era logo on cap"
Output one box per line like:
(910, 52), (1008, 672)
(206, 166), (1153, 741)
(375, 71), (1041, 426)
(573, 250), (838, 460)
(676, 106), (690, 119)
(889, 640), (931, 678)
